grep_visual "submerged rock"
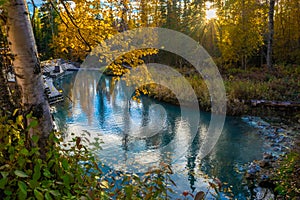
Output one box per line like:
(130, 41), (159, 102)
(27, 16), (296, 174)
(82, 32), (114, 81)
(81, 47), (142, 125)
(263, 152), (274, 161)
(259, 160), (270, 168)
(254, 187), (275, 200)
(246, 162), (261, 179)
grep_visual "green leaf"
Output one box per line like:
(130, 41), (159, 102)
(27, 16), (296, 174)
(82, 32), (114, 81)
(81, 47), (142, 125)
(62, 174), (70, 186)
(45, 192), (53, 200)
(30, 147), (40, 156)
(30, 120), (38, 127)
(29, 180), (39, 189)
(33, 160), (42, 181)
(125, 185), (133, 198)
(49, 190), (60, 197)
(18, 181), (27, 194)
(14, 170), (29, 178)
(34, 189), (44, 200)
(61, 158), (69, 170)
(18, 191), (27, 200)
(43, 169), (51, 178)
(4, 189), (12, 196)
(26, 112), (32, 119)
(18, 181), (27, 200)
(0, 177), (8, 189)
(20, 148), (29, 156)
(33, 168), (41, 181)
(32, 135), (39, 144)
(17, 156), (26, 168)
(27, 120), (38, 130)
(1, 171), (9, 178)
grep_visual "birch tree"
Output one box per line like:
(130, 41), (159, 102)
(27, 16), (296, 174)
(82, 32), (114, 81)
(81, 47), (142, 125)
(5, 0), (53, 150)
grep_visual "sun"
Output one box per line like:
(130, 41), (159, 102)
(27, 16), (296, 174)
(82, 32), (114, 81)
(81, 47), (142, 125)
(205, 2), (217, 21)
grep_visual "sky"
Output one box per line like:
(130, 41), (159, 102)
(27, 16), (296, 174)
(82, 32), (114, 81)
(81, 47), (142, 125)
(27, 0), (217, 21)
(27, 0), (43, 15)
(32, 0), (43, 5)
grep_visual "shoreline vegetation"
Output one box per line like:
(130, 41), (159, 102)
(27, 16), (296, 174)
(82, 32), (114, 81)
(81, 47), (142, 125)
(145, 65), (300, 120)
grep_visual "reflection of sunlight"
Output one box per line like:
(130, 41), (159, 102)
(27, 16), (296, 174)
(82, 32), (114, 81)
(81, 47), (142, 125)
(205, 2), (217, 21)
(173, 118), (192, 156)
(134, 151), (161, 165)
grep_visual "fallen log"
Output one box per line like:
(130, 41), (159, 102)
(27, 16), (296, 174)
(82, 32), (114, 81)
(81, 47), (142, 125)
(250, 100), (300, 108)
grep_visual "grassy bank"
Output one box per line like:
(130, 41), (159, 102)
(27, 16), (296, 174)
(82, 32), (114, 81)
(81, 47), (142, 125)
(273, 141), (300, 199)
(147, 65), (300, 118)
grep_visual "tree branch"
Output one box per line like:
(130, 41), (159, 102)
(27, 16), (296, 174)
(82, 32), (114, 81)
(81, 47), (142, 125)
(30, 0), (37, 28)
(58, 0), (92, 52)
(48, 0), (91, 52)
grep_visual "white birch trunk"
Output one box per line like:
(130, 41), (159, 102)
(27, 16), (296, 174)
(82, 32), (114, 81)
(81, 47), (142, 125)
(6, 0), (53, 146)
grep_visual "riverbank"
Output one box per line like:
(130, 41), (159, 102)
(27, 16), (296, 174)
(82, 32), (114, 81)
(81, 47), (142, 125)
(240, 116), (300, 199)
(146, 65), (300, 121)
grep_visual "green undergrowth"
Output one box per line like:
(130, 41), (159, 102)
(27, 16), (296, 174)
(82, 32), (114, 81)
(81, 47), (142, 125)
(147, 65), (300, 115)
(224, 65), (300, 102)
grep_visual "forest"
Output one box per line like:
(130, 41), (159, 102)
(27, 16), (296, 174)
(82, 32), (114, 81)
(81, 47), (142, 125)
(0, 0), (299, 199)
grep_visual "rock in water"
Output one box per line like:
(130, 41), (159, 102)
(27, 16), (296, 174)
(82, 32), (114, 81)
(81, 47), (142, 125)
(254, 187), (274, 200)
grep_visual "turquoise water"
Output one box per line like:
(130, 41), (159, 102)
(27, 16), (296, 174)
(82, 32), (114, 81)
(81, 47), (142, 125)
(53, 72), (266, 199)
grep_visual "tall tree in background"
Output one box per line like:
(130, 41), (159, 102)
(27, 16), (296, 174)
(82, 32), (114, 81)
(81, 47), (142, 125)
(6, 0), (53, 150)
(184, 0), (206, 41)
(216, 0), (266, 69)
(267, 0), (275, 69)
(274, 0), (300, 64)
(138, 0), (162, 27)
(33, 1), (58, 60)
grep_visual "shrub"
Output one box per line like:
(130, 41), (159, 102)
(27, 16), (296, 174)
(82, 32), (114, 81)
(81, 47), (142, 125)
(0, 112), (174, 200)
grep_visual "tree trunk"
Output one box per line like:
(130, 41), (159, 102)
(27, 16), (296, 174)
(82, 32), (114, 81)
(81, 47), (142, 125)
(0, 31), (15, 115)
(0, 61), (14, 115)
(6, 0), (53, 149)
(267, 0), (275, 69)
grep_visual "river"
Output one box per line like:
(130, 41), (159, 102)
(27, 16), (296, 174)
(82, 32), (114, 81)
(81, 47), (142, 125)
(53, 71), (268, 199)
